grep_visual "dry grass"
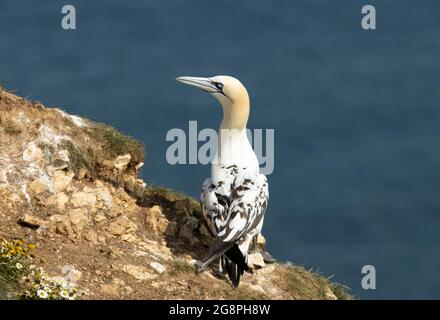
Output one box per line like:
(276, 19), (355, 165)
(274, 264), (353, 300)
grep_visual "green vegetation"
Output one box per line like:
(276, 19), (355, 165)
(60, 140), (95, 175)
(89, 123), (144, 163)
(170, 259), (195, 275)
(0, 239), (35, 299)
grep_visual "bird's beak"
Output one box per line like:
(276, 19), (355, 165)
(175, 76), (220, 94)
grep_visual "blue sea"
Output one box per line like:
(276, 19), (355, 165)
(1, 0), (439, 299)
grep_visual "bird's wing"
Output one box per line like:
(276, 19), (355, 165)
(198, 173), (269, 271)
(217, 173), (269, 243)
(201, 178), (229, 236)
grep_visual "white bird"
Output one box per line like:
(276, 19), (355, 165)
(176, 75), (269, 287)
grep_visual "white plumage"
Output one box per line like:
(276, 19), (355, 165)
(176, 75), (269, 287)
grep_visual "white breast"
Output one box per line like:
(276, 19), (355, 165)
(211, 128), (259, 184)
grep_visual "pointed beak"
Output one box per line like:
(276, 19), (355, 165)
(175, 76), (220, 94)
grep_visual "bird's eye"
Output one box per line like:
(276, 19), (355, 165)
(215, 82), (224, 90)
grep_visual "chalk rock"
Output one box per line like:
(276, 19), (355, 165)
(69, 208), (90, 234)
(19, 214), (47, 228)
(121, 264), (156, 281)
(28, 179), (47, 195)
(96, 189), (112, 208)
(94, 213), (107, 224)
(107, 216), (137, 236)
(46, 192), (69, 211)
(49, 214), (71, 235)
(52, 170), (74, 193)
(22, 142), (44, 163)
(70, 191), (96, 208)
(84, 229), (98, 243)
(248, 252), (266, 269)
(61, 265), (82, 284)
(113, 154), (131, 172)
(149, 261), (166, 274)
(145, 205), (169, 235)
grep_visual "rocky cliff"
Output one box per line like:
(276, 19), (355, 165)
(0, 87), (351, 300)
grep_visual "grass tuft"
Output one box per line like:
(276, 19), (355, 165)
(88, 123), (144, 163)
(275, 263), (353, 300)
(170, 259), (195, 275)
(59, 140), (95, 175)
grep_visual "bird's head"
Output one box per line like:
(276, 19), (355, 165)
(176, 75), (250, 129)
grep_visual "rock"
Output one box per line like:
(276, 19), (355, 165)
(123, 177), (136, 193)
(107, 216), (137, 236)
(256, 264), (276, 275)
(113, 154), (131, 172)
(69, 208), (90, 234)
(22, 142), (44, 163)
(52, 170), (74, 193)
(70, 191), (96, 208)
(46, 192), (69, 211)
(19, 214), (46, 229)
(135, 162), (144, 170)
(121, 233), (139, 243)
(149, 261), (166, 274)
(61, 265), (82, 284)
(121, 264), (156, 281)
(248, 252), (266, 269)
(84, 229), (98, 243)
(101, 284), (119, 297)
(94, 213), (107, 224)
(145, 205), (169, 235)
(49, 214), (72, 235)
(28, 179), (47, 195)
(105, 210), (120, 218)
(96, 189), (112, 208)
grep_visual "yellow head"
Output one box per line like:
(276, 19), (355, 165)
(176, 75), (250, 130)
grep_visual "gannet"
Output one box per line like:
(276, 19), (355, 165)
(176, 75), (269, 287)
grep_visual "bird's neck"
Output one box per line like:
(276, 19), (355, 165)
(219, 100), (249, 131)
(214, 101), (258, 172)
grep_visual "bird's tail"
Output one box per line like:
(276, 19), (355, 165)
(220, 245), (249, 288)
(196, 238), (249, 287)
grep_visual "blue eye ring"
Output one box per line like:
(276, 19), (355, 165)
(215, 82), (224, 90)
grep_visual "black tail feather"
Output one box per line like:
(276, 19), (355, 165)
(198, 239), (249, 287)
(197, 238), (234, 272)
(223, 244), (249, 287)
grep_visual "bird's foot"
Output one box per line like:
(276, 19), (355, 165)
(195, 260), (207, 273)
